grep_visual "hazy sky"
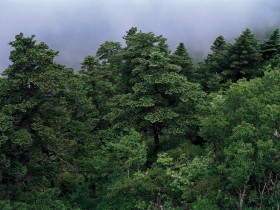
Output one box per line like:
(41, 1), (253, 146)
(1, 0), (280, 71)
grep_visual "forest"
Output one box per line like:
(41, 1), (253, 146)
(0, 27), (279, 210)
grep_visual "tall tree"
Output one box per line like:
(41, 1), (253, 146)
(0, 33), (97, 208)
(200, 67), (280, 209)
(225, 29), (262, 82)
(79, 55), (115, 115)
(196, 35), (229, 91)
(116, 27), (169, 93)
(108, 29), (204, 153)
(260, 28), (280, 60)
(170, 43), (193, 80)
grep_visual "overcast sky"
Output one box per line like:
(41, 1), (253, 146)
(1, 0), (280, 71)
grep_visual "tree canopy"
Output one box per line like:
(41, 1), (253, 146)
(0, 28), (279, 209)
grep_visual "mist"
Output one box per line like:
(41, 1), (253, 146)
(1, 0), (280, 71)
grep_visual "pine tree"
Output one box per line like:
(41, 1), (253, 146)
(196, 36), (229, 91)
(0, 34), (97, 207)
(115, 27), (169, 93)
(226, 29), (262, 82)
(170, 43), (193, 80)
(260, 28), (280, 60)
(107, 29), (204, 153)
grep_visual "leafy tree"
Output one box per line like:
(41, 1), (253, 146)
(108, 128), (147, 178)
(200, 67), (280, 209)
(219, 141), (254, 210)
(94, 129), (148, 210)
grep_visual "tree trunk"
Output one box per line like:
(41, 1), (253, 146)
(236, 186), (247, 210)
(153, 123), (159, 154)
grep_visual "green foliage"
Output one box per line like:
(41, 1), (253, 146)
(0, 200), (29, 210)
(192, 197), (219, 210)
(171, 42), (194, 79)
(226, 29), (262, 81)
(96, 41), (122, 62)
(0, 33), (98, 209)
(196, 35), (229, 91)
(261, 29), (280, 60)
(105, 28), (205, 154)
(200, 67), (280, 209)
(219, 141), (254, 188)
(108, 128), (147, 177)
(1, 28), (280, 209)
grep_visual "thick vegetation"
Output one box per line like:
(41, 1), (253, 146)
(0, 28), (279, 209)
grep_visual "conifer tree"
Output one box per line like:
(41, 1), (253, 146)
(197, 36), (229, 91)
(0, 34), (97, 207)
(260, 28), (280, 60)
(107, 29), (204, 153)
(225, 29), (262, 82)
(170, 43), (193, 80)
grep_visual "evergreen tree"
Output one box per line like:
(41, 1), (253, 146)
(170, 43), (193, 80)
(107, 29), (204, 153)
(197, 35), (229, 91)
(0, 34), (98, 208)
(225, 29), (262, 82)
(79, 55), (115, 116)
(96, 41), (122, 62)
(260, 28), (280, 60)
(116, 27), (169, 93)
(2, 28), (280, 210)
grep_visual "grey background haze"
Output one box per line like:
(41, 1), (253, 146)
(1, 0), (280, 71)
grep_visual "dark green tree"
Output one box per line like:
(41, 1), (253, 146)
(96, 41), (122, 62)
(3, 28), (279, 210)
(260, 29), (280, 60)
(79, 55), (115, 116)
(170, 43), (193, 79)
(107, 29), (204, 153)
(116, 27), (169, 93)
(200, 67), (280, 209)
(0, 33), (98, 208)
(196, 35), (229, 91)
(225, 29), (262, 82)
